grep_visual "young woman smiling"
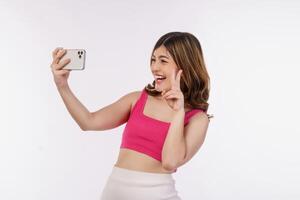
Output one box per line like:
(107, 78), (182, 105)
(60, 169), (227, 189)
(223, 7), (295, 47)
(50, 31), (213, 200)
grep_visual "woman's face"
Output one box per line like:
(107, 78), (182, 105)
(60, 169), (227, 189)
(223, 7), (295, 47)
(150, 45), (179, 93)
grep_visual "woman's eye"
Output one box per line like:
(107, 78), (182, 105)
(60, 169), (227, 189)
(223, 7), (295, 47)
(151, 59), (167, 63)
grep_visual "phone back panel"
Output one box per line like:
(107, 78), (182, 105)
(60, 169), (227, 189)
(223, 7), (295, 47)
(62, 49), (86, 70)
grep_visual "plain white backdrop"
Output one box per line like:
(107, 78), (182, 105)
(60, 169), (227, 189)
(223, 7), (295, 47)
(0, 0), (299, 199)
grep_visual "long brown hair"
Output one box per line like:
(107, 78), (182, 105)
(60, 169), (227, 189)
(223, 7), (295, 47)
(144, 32), (213, 120)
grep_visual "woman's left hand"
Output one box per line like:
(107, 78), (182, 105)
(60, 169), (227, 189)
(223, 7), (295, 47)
(161, 69), (184, 112)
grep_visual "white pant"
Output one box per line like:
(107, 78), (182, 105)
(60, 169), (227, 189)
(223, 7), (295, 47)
(100, 166), (182, 200)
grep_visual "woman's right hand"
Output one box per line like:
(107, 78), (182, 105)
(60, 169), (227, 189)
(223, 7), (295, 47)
(50, 47), (71, 88)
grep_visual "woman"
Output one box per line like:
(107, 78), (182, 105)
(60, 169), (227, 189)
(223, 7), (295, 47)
(50, 31), (213, 200)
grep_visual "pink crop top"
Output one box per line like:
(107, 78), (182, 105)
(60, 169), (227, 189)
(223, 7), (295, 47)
(120, 88), (204, 173)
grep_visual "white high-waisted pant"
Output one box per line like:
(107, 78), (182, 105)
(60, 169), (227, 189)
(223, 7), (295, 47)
(99, 166), (182, 200)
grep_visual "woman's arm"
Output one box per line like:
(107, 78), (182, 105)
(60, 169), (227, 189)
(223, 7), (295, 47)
(56, 84), (93, 131)
(56, 84), (138, 132)
(87, 91), (139, 131)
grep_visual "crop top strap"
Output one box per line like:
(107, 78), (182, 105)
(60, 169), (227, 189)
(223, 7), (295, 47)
(131, 88), (147, 115)
(184, 109), (204, 126)
(131, 89), (204, 125)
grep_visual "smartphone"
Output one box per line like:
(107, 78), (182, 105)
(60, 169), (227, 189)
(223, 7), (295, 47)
(62, 49), (86, 70)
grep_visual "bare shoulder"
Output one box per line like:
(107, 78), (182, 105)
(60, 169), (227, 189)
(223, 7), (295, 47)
(129, 90), (142, 99)
(117, 90), (142, 112)
(128, 90), (143, 112)
(190, 110), (210, 124)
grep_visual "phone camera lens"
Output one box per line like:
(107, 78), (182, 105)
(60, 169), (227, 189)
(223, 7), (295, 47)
(78, 51), (83, 58)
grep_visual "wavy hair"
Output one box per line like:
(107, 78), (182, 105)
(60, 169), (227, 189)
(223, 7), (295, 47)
(144, 32), (214, 120)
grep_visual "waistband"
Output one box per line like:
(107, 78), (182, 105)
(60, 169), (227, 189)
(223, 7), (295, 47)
(109, 166), (175, 185)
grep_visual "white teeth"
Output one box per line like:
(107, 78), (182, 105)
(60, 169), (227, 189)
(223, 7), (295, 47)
(154, 75), (165, 79)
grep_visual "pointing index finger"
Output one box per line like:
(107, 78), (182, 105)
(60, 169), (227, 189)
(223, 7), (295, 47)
(176, 69), (182, 85)
(171, 68), (177, 86)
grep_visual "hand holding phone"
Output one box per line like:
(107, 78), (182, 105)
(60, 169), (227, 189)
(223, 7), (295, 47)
(62, 49), (86, 70)
(50, 47), (71, 88)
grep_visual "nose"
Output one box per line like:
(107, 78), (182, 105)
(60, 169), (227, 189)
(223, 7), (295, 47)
(151, 62), (161, 72)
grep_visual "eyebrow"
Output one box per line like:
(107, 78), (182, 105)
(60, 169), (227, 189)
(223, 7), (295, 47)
(151, 54), (169, 59)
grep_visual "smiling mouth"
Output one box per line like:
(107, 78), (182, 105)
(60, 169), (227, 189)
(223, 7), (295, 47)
(155, 78), (166, 84)
(155, 76), (166, 80)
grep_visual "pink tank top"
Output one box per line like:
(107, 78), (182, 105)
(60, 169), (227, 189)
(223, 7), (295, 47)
(120, 88), (204, 173)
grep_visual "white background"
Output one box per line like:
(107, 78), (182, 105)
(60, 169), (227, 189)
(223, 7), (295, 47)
(0, 0), (299, 199)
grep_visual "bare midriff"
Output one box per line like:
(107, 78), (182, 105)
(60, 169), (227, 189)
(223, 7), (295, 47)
(114, 148), (175, 174)
(113, 92), (190, 174)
